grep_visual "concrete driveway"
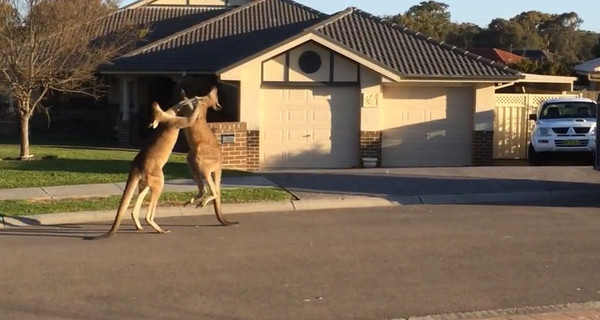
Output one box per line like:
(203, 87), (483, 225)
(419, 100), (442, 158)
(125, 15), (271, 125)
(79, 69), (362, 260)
(261, 166), (600, 205)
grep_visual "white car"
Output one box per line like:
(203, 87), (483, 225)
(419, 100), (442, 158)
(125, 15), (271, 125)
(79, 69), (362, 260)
(528, 97), (598, 165)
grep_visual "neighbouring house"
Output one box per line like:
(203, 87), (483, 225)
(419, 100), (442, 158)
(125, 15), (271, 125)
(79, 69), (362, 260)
(511, 49), (554, 63)
(94, 0), (533, 170)
(468, 48), (526, 65)
(574, 57), (600, 93)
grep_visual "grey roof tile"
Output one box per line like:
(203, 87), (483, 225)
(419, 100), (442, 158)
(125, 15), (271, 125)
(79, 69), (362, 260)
(314, 8), (520, 78)
(101, 0), (326, 73)
(101, 0), (520, 79)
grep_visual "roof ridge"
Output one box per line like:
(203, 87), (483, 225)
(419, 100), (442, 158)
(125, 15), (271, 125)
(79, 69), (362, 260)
(120, 0), (271, 58)
(307, 7), (354, 31)
(279, 0), (327, 18)
(347, 8), (522, 76)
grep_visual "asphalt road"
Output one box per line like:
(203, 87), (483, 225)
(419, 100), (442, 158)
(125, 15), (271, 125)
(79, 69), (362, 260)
(2, 204), (600, 320)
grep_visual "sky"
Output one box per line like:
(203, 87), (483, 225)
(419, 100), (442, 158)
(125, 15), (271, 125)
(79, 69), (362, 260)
(121, 0), (600, 33)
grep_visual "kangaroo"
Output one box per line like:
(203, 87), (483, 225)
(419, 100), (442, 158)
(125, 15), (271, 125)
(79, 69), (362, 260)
(91, 90), (213, 239)
(155, 86), (238, 226)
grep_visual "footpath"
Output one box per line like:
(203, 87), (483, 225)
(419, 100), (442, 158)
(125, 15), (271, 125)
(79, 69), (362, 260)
(2, 166), (600, 228)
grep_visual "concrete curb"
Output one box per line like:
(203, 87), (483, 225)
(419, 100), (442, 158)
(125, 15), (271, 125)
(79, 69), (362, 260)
(2, 189), (598, 228)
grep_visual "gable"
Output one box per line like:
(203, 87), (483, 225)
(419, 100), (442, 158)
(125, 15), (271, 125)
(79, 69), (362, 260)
(263, 41), (358, 83)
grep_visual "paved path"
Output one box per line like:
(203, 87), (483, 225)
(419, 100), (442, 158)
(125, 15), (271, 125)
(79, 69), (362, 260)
(2, 166), (600, 227)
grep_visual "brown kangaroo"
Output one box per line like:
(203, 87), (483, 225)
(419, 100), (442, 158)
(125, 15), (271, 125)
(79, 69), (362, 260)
(91, 90), (214, 239)
(156, 86), (238, 226)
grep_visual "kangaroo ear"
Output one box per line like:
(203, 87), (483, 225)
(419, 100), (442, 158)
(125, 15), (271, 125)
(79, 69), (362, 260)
(208, 86), (220, 107)
(149, 102), (161, 129)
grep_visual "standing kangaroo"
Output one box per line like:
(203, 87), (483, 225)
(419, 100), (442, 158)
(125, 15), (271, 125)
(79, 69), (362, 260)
(91, 90), (213, 239)
(155, 86), (238, 226)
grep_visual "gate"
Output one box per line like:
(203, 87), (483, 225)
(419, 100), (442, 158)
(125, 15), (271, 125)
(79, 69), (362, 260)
(494, 93), (581, 159)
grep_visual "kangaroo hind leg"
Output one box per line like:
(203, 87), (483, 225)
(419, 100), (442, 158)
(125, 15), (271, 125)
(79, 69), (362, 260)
(145, 176), (170, 234)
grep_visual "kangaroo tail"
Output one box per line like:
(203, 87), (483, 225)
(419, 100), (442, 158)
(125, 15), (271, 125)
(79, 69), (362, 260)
(91, 170), (141, 239)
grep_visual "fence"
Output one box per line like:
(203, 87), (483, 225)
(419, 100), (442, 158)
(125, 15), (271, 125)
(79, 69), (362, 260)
(494, 93), (581, 159)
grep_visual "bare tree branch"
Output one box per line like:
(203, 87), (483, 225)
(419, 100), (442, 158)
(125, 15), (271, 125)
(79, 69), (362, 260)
(0, 0), (143, 158)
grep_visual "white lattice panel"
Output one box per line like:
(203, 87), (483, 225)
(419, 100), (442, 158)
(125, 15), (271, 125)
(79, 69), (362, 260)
(494, 93), (581, 159)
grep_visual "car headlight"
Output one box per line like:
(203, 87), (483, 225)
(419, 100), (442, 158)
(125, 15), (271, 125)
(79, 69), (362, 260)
(537, 127), (551, 136)
(590, 126), (596, 135)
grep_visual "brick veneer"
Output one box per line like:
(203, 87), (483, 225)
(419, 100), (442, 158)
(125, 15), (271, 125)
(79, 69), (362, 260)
(208, 122), (248, 170)
(360, 131), (382, 167)
(472, 130), (494, 166)
(246, 130), (260, 171)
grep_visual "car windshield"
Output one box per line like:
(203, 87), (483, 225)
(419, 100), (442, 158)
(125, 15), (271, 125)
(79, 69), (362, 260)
(539, 102), (597, 120)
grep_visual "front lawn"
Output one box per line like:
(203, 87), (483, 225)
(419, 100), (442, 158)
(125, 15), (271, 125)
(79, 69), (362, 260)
(0, 145), (249, 189)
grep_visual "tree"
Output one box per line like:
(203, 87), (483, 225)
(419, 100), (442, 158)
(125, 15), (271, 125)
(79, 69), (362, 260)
(0, 0), (141, 159)
(446, 23), (482, 49)
(540, 12), (582, 64)
(387, 1), (453, 41)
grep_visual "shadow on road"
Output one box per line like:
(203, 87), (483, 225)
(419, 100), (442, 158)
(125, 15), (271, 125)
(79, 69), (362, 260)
(261, 169), (600, 208)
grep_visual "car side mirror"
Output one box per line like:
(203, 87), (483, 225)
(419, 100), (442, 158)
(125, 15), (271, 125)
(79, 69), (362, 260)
(529, 114), (537, 121)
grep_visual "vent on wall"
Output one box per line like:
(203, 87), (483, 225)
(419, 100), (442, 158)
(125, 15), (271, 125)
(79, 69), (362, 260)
(298, 50), (322, 74)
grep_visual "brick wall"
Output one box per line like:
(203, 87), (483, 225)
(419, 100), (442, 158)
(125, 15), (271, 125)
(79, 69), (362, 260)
(472, 130), (494, 166)
(246, 130), (259, 171)
(360, 131), (382, 167)
(208, 122), (248, 170)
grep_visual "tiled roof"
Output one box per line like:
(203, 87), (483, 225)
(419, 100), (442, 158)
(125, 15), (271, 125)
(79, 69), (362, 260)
(469, 48), (525, 65)
(313, 8), (520, 78)
(102, 0), (521, 79)
(99, 6), (231, 50)
(101, 0), (326, 73)
(511, 49), (554, 61)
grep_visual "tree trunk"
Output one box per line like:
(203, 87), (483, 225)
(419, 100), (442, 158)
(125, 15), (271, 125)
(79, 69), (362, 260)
(19, 113), (31, 160)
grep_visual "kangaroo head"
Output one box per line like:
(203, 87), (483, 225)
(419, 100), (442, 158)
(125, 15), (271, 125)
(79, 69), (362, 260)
(207, 86), (221, 111)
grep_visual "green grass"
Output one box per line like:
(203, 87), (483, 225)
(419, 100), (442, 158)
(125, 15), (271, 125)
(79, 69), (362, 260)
(0, 188), (292, 217)
(0, 145), (249, 189)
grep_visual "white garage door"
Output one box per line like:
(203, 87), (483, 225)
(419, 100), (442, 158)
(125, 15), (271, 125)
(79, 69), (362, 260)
(261, 87), (360, 168)
(382, 86), (473, 167)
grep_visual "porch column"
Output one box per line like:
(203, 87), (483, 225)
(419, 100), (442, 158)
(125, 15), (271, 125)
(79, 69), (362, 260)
(120, 76), (130, 121)
(8, 93), (14, 113)
(116, 76), (131, 146)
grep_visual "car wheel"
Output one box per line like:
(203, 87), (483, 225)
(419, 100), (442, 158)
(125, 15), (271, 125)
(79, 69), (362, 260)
(528, 144), (542, 166)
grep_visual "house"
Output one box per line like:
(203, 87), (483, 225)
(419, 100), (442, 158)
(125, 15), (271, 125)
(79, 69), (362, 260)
(510, 49), (554, 63)
(97, 0), (529, 169)
(468, 48), (526, 65)
(574, 57), (600, 93)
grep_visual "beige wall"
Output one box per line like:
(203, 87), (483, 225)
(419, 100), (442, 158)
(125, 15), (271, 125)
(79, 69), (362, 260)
(473, 84), (496, 131)
(239, 62), (262, 130)
(359, 66), (383, 132)
(263, 54), (286, 82)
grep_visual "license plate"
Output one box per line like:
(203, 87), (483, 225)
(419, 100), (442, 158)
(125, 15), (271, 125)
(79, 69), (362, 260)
(563, 140), (580, 145)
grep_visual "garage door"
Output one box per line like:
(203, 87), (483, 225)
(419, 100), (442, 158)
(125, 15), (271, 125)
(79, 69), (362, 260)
(261, 87), (360, 168)
(382, 87), (473, 167)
